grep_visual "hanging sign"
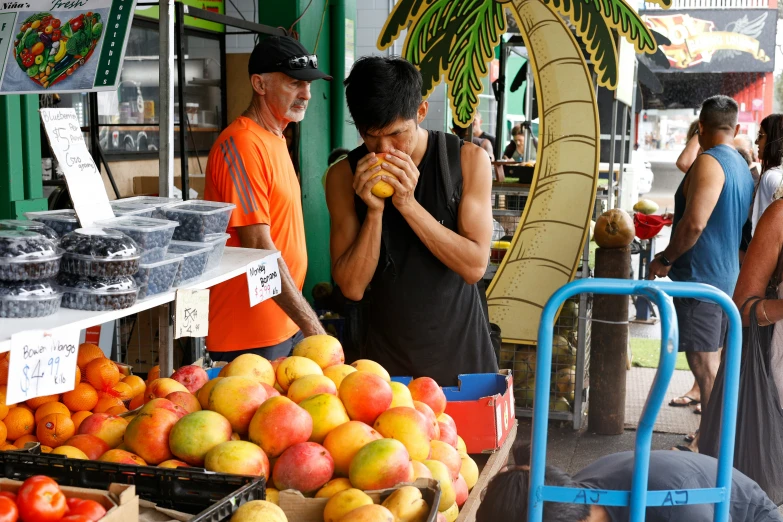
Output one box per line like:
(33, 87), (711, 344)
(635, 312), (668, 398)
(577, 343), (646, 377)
(246, 252), (281, 307)
(0, 0), (137, 95)
(175, 289), (209, 339)
(6, 327), (80, 406)
(40, 107), (114, 227)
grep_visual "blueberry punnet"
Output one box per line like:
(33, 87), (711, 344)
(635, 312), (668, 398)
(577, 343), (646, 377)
(0, 230), (62, 281)
(168, 241), (212, 286)
(163, 201), (235, 242)
(97, 216), (178, 264)
(56, 273), (138, 311)
(0, 280), (62, 318)
(59, 228), (140, 277)
(134, 255), (182, 299)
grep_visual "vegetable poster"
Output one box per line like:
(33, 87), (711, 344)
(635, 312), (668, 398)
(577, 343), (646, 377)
(0, 0), (137, 94)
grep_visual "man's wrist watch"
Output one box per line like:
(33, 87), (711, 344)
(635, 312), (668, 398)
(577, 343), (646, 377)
(659, 254), (672, 267)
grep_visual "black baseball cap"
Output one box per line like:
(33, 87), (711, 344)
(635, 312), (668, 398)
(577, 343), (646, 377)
(248, 35), (332, 81)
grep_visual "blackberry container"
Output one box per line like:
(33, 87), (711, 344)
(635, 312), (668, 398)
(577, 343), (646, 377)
(97, 216), (178, 264)
(56, 274), (138, 311)
(60, 228), (140, 278)
(163, 201), (235, 242)
(115, 196), (180, 219)
(204, 233), (230, 272)
(134, 254), (182, 299)
(0, 231), (62, 282)
(0, 281), (62, 318)
(168, 241), (212, 286)
(0, 220), (59, 242)
(24, 209), (80, 237)
(110, 201), (156, 218)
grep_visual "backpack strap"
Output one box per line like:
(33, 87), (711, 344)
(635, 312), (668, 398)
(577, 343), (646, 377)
(437, 132), (464, 221)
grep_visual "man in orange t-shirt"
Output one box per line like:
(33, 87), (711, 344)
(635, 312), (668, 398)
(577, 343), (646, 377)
(204, 36), (331, 361)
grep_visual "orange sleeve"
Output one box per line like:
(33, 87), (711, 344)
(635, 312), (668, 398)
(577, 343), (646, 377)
(214, 133), (271, 228)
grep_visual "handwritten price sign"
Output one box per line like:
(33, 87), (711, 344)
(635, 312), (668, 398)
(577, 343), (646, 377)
(246, 253), (282, 307)
(175, 289), (209, 339)
(39, 108), (114, 227)
(6, 328), (80, 406)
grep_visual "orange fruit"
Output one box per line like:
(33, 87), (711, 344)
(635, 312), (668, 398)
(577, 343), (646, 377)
(40, 445), (53, 454)
(92, 393), (123, 414)
(63, 384), (99, 412)
(26, 394), (59, 410)
(111, 382), (134, 402)
(86, 358), (120, 391)
(13, 434), (38, 448)
(0, 386), (8, 421)
(0, 443), (16, 451)
(75, 366), (81, 386)
(0, 421), (7, 445)
(128, 393), (144, 411)
(106, 405), (128, 416)
(37, 413), (75, 448)
(34, 402), (70, 424)
(122, 376), (146, 398)
(5, 408), (34, 440)
(77, 344), (105, 373)
(146, 366), (161, 384)
(71, 411), (92, 431)
(0, 353), (9, 385)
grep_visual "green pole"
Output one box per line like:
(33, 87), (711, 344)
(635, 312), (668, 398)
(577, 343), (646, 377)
(330, 0), (356, 150)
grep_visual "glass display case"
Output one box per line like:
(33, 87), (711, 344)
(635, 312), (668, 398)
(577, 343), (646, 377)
(53, 14), (226, 159)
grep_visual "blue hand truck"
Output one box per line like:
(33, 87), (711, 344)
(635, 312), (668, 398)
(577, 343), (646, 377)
(528, 279), (743, 522)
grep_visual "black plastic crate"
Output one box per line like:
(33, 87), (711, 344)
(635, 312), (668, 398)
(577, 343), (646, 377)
(190, 480), (266, 521)
(0, 451), (264, 514)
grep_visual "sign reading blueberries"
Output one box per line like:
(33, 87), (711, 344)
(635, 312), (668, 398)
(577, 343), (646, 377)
(7, 327), (79, 405)
(40, 108), (114, 227)
(246, 252), (282, 308)
(175, 289), (209, 339)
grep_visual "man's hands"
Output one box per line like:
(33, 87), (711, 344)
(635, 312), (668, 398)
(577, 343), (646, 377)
(353, 153), (386, 213)
(378, 149), (420, 210)
(647, 254), (672, 280)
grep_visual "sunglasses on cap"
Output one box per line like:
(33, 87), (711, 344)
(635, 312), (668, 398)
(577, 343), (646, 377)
(277, 54), (318, 70)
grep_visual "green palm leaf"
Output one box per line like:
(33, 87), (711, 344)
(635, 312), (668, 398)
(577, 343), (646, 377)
(543, 0), (618, 87)
(378, 0), (429, 51)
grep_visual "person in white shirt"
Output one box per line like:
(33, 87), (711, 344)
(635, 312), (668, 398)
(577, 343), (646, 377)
(751, 114), (783, 234)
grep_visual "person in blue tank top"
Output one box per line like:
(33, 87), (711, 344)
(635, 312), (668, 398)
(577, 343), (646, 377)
(648, 95), (754, 452)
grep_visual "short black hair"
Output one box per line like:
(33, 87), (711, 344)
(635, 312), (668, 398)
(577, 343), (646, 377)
(699, 95), (738, 132)
(344, 56), (422, 134)
(475, 442), (591, 522)
(759, 114), (783, 173)
(328, 148), (350, 165)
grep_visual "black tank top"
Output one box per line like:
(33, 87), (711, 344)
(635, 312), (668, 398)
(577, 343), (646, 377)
(347, 130), (498, 386)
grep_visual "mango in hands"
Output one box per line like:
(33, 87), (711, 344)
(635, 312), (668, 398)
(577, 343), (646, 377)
(369, 153), (395, 198)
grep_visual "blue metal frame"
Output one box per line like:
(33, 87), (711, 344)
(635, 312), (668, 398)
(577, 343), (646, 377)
(528, 279), (742, 522)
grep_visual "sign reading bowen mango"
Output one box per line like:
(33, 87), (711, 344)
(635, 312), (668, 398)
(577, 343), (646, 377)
(640, 9), (776, 72)
(0, 0), (137, 94)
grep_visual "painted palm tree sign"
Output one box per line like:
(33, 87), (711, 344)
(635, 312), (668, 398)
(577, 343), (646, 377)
(379, 0), (667, 344)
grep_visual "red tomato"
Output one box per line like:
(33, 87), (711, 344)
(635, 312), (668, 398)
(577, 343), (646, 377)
(69, 18), (82, 32)
(0, 497), (17, 522)
(0, 493), (15, 502)
(16, 476), (66, 522)
(61, 517), (91, 522)
(65, 499), (105, 521)
(51, 19), (60, 29)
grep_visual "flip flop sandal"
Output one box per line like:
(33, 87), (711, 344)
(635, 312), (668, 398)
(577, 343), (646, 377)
(684, 429), (699, 443)
(669, 396), (700, 407)
(693, 404), (702, 414)
(672, 445), (694, 452)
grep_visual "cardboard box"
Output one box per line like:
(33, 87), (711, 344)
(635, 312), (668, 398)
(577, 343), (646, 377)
(278, 478), (440, 522)
(0, 479), (138, 521)
(393, 371), (516, 454)
(133, 175), (206, 197)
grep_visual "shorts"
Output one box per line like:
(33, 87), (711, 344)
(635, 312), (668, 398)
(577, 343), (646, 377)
(208, 331), (305, 363)
(674, 298), (728, 353)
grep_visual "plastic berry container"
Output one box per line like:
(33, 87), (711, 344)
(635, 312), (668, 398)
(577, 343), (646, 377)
(0, 231), (62, 282)
(163, 201), (236, 242)
(114, 196), (181, 219)
(204, 233), (230, 272)
(0, 280), (62, 318)
(168, 241), (213, 286)
(59, 228), (140, 278)
(134, 254), (182, 299)
(97, 216), (179, 264)
(110, 201), (156, 218)
(24, 209), (80, 238)
(0, 219), (59, 242)
(57, 274), (138, 311)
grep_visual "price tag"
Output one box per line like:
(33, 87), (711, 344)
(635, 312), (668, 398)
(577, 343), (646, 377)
(39, 108), (114, 227)
(175, 289), (210, 339)
(246, 252), (282, 307)
(6, 328), (80, 406)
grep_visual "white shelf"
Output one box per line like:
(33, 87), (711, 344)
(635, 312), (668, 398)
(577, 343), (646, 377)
(0, 246), (276, 352)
